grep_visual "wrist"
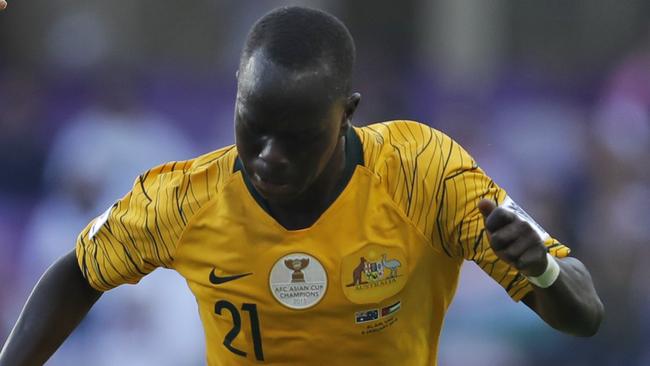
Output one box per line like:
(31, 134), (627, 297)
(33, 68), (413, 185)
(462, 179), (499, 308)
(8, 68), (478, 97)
(525, 253), (561, 288)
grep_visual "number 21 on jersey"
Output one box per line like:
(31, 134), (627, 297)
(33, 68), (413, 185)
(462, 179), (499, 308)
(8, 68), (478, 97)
(214, 300), (264, 361)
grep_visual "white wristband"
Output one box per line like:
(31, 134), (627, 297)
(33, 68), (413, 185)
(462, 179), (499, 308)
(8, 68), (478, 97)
(525, 253), (561, 288)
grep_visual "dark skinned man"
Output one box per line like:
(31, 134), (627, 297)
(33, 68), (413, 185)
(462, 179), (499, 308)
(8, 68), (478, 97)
(0, 5), (603, 366)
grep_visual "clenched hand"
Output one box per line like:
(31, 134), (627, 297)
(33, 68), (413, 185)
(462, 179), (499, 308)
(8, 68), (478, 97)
(478, 199), (548, 277)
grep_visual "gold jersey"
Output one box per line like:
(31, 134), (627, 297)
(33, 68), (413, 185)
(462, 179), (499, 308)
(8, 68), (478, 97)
(76, 120), (570, 365)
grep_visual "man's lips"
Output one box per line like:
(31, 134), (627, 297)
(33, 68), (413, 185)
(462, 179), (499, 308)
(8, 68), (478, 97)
(252, 173), (292, 196)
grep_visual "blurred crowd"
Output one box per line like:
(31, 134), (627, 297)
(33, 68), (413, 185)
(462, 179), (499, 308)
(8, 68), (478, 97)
(1, 1), (649, 365)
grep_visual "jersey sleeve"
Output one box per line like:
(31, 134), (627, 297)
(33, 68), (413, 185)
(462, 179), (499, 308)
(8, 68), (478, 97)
(75, 161), (194, 291)
(361, 121), (571, 302)
(435, 136), (571, 301)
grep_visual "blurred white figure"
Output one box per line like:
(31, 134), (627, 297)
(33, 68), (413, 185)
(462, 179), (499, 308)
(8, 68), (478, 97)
(21, 74), (204, 366)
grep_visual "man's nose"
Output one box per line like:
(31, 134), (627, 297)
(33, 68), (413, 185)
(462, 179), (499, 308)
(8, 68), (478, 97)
(258, 137), (290, 170)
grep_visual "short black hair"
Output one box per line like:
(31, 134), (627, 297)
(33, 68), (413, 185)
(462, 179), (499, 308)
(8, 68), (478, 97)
(241, 6), (356, 94)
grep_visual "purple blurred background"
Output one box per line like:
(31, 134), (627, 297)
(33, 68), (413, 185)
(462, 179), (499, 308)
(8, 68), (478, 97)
(1, 0), (649, 365)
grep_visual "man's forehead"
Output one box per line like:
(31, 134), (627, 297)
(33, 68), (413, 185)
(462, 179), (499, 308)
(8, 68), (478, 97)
(237, 50), (336, 103)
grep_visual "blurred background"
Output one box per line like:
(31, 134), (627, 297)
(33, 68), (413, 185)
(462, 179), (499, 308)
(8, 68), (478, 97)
(1, 0), (649, 365)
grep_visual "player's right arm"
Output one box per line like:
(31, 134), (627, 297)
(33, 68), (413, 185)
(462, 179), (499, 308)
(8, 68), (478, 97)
(1, 160), (202, 365)
(0, 250), (103, 366)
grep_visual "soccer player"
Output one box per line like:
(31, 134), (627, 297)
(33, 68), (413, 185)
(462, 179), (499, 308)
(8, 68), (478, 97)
(0, 5), (603, 366)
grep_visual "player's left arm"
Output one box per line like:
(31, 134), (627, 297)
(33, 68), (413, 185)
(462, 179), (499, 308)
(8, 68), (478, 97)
(478, 200), (604, 337)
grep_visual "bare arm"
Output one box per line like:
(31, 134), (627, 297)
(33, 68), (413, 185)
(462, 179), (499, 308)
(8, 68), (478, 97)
(478, 199), (604, 337)
(0, 250), (103, 366)
(522, 257), (604, 337)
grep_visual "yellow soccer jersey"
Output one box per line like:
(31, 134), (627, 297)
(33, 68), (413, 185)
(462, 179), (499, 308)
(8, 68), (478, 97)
(76, 120), (570, 365)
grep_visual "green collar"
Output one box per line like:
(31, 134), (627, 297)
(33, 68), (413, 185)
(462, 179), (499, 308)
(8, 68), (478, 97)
(234, 126), (364, 215)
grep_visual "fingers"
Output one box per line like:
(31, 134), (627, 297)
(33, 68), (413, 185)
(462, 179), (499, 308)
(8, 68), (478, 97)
(478, 199), (496, 219)
(492, 234), (537, 262)
(491, 232), (547, 276)
(480, 198), (548, 276)
(488, 219), (535, 250)
(514, 247), (547, 277)
(483, 206), (516, 233)
(0, 1), (6, 11)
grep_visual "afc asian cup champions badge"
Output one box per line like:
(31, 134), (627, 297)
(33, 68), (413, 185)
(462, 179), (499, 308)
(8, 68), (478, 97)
(269, 253), (328, 310)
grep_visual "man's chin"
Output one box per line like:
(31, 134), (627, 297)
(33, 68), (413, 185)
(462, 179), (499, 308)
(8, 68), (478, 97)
(252, 180), (302, 203)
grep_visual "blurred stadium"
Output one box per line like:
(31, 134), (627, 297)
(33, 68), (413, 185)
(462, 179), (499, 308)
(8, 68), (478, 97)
(1, 0), (649, 365)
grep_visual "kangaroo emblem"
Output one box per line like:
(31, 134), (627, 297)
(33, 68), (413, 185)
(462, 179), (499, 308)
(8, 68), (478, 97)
(346, 257), (368, 287)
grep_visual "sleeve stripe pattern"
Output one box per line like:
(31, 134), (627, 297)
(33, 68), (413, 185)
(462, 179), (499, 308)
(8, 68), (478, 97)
(358, 121), (571, 302)
(76, 146), (237, 291)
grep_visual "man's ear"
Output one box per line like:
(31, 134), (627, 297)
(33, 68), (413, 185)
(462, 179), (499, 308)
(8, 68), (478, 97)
(340, 92), (361, 133)
(346, 92), (361, 119)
